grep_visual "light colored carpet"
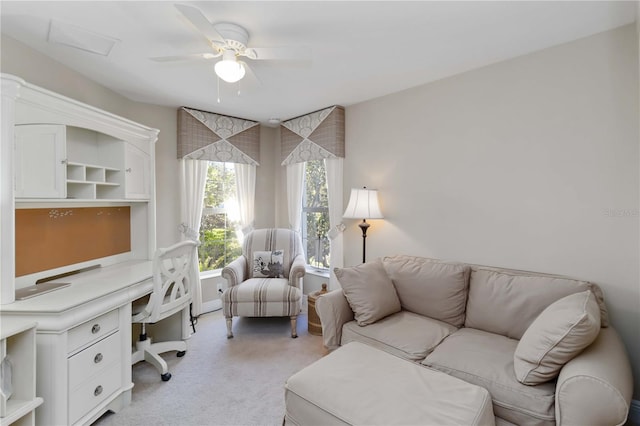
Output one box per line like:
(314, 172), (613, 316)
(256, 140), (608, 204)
(94, 308), (327, 426)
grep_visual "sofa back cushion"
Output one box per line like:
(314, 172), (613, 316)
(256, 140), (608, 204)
(382, 255), (470, 327)
(334, 258), (401, 326)
(465, 267), (608, 340)
(513, 290), (601, 385)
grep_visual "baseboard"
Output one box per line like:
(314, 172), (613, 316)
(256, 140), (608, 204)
(629, 399), (640, 425)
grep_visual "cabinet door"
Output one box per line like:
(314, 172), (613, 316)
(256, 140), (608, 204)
(124, 143), (150, 200)
(15, 124), (67, 199)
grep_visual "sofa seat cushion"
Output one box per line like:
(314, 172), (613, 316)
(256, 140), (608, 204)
(382, 255), (470, 327)
(423, 328), (556, 426)
(342, 311), (457, 362)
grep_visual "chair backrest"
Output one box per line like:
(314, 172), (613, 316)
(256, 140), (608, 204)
(146, 240), (200, 323)
(242, 228), (304, 279)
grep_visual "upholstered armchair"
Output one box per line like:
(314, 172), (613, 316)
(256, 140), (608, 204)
(221, 228), (306, 338)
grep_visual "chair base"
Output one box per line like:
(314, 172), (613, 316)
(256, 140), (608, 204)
(131, 337), (187, 381)
(225, 315), (298, 338)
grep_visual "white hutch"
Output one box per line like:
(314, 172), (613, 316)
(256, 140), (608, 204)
(0, 74), (160, 425)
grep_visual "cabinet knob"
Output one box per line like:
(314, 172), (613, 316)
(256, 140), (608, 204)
(94, 385), (103, 397)
(91, 324), (101, 334)
(94, 353), (103, 364)
(61, 158), (68, 164)
(125, 168), (132, 173)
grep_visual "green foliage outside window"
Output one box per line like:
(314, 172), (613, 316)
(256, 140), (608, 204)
(198, 162), (241, 271)
(303, 160), (330, 269)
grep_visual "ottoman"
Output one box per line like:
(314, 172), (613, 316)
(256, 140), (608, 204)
(284, 342), (495, 425)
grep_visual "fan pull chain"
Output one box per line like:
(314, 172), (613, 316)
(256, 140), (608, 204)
(217, 76), (221, 103)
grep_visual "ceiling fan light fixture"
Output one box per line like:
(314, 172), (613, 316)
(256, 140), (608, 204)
(215, 50), (246, 83)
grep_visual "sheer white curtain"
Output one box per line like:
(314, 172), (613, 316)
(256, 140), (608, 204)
(179, 158), (208, 316)
(234, 163), (256, 241)
(324, 158), (345, 289)
(286, 162), (305, 232)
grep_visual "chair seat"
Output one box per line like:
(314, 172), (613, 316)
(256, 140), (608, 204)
(225, 278), (302, 303)
(223, 278), (302, 319)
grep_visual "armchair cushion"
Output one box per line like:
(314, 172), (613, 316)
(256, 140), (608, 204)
(334, 259), (401, 326)
(514, 290), (601, 385)
(252, 249), (285, 278)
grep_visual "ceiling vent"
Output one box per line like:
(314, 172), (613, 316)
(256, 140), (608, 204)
(48, 19), (119, 56)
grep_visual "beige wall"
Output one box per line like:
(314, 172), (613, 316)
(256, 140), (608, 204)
(344, 24), (640, 398)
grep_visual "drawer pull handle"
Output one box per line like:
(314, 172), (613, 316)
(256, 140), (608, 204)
(94, 385), (103, 397)
(91, 324), (101, 334)
(94, 353), (103, 364)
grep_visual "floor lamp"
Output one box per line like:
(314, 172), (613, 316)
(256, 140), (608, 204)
(343, 187), (384, 264)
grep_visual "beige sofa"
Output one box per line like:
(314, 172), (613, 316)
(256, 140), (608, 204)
(316, 255), (633, 426)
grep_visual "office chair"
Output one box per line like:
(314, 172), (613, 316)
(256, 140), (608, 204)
(131, 240), (199, 381)
(221, 228), (306, 338)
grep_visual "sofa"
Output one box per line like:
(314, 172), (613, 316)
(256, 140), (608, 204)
(315, 255), (633, 426)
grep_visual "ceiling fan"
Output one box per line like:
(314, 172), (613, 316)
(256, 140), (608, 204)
(153, 4), (309, 84)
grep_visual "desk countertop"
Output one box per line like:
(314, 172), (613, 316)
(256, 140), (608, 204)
(0, 260), (153, 314)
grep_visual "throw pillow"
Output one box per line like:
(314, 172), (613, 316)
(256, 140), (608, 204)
(513, 290), (601, 385)
(252, 250), (285, 278)
(334, 258), (401, 326)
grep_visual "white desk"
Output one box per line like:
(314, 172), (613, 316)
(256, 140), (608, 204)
(0, 260), (186, 426)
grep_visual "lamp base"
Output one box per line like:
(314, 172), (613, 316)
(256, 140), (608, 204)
(359, 219), (370, 264)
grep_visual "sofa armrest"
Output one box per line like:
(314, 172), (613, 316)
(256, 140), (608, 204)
(288, 254), (306, 288)
(315, 289), (354, 351)
(555, 327), (633, 426)
(222, 256), (247, 287)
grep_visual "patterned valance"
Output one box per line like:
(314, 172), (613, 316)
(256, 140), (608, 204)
(178, 107), (260, 165)
(280, 106), (344, 165)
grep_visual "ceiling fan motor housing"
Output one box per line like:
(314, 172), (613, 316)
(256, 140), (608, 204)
(214, 23), (249, 51)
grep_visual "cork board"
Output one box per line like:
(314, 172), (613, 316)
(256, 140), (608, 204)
(15, 207), (131, 277)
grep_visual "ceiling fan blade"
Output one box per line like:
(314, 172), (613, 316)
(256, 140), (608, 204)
(150, 52), (221, 62)
(175, 4), (226, 45)
(244, 47), (311, 61)
(241, 61), (263, 87)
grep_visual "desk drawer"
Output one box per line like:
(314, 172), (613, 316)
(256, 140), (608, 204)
(68, 309), (118, 353)
(68, 331), (120, 389)
(68, 361), (121, 425)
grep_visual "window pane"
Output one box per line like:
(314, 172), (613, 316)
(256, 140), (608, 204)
(199, 162), (241, 272)
(302, 160), (330, 269)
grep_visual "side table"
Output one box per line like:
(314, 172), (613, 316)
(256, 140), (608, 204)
(307, 283), (328, 336)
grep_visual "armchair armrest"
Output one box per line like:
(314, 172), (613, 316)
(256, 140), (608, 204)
(555, 327), (633, 426)
(288, 254), (306, 288)
(222, 256), (247, 287)
(315, 289), (354, 351)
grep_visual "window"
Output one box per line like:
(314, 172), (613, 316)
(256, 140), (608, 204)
(301, 160), (330, 269)
(198, 162), (242, 272)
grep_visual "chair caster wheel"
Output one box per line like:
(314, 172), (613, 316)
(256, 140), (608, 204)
(177, 350), (186, 357)
(291, 334), (298, 339)
(161, 373), (172, 382)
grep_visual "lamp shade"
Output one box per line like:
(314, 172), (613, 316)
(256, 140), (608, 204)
(343, 188), (383, 219)
(214, 50), (246, 83)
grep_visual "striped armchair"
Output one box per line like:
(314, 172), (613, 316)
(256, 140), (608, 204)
(221, 228), (306, 338)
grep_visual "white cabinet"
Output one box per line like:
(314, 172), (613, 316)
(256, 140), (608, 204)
(124, 143), (150, 200)
(0, 319), (43, 426)
(14, 125), (66, 199)
(14, 125), (152, 201)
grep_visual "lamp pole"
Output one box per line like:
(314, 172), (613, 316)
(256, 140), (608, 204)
(358, 219), (370, 264)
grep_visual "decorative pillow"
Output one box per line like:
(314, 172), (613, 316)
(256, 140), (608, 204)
(334, 258), (401, 326)
(252, 250), (285, 278)
(514, 290), (601, 385)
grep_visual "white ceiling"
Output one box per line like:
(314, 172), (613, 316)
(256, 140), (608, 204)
(1, 1), (637, 125)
